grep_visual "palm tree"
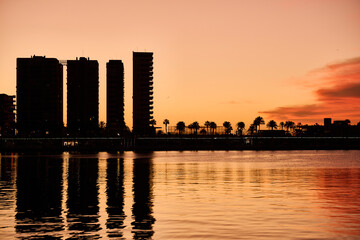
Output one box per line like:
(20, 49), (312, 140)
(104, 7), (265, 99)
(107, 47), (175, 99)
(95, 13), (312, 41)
(192, 121), (200, 135)
(188, 123), (194, 134)
(247, 124), (256, 136)
(266, 120), (277, 130)
(204, 121), (211, 134)
(236, 122), (245, 136)
(223, 121), (232, 135)
(176, 121), (186, 135)
(284, 121), (295, 133)
(163, 119), (169, 134)
(209, 122), (217, 135)
(280, 122), (285, 130)
(253, 116), (265, 131)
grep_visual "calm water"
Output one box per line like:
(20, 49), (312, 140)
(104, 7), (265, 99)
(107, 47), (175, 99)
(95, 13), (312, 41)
(0, 150), (360, 239)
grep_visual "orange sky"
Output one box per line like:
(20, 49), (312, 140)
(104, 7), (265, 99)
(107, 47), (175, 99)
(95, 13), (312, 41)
(1, 0), (360, 130)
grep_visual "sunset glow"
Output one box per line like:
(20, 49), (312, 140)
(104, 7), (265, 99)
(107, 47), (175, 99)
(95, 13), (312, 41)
(1, 0), (359, 129)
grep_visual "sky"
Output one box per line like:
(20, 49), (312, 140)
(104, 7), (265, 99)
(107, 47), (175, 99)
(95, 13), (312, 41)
(1, 0), (359, 130)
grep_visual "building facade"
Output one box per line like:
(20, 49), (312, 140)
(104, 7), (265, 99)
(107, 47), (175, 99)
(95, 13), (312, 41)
(107, 60), (125, 134)
(0, 94), (15, 136)
(16, 56), (63, 136)
(133, 52), (154, 135)
(67, 57), (99, 136)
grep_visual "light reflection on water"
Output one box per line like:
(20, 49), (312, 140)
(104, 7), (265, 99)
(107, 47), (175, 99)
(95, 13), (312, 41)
(0, 150), (359, 239)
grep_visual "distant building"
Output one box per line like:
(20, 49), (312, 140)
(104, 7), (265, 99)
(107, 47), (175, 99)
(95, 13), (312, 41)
(133, 52), (154, 135)
(16, 56), (63, 136)
(324, 118), (332, 127)
(333, 120), (350, 127)
(67, 57), (99, 136)
(107, 60), (125, 134)
(0, 94), (15, 136)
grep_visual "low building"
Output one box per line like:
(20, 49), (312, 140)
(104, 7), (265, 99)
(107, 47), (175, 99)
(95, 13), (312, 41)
(0, 94), (15, 136)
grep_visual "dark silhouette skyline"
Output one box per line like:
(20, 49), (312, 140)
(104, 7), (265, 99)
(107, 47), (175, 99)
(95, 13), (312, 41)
(2, 54), (360, 142)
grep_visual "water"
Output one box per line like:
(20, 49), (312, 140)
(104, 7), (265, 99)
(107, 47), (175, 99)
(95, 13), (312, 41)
(0, 150), (360, 239)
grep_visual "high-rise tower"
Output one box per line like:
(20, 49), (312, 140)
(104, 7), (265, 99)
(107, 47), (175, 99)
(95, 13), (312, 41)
(67, 57), (99, 136)
(107, 60), (125, 134)
(16, 56), (63, 136)
(133, 52), (154, 135)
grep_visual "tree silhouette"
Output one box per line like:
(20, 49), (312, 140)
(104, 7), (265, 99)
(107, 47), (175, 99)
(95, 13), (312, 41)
(223, 121), (232, 135)
(253, 116), (265, 131)
(192, 121), (200, 135)
(176, 121), (186, 135)
(247, 124), (256, 136)
(210, 122), (217, 135)
(204, 121), (211, 135)
(236, 122), (245, 136)
(280, 121), (285, 130)
(266, 120), (277, 130)
(200, 129), (207, 135)
(188, 123), (194, 134)
(163, 119), (169, 134)
(285, 121), (295, 133)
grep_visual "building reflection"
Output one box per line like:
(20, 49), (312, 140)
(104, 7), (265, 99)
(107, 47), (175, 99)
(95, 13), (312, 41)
(106, 158), (126, 238)
(15, 157), (64, 237)
(132, 156), (155, 239)
(66, 158), (100, 238)
(0, 156), (16, 215)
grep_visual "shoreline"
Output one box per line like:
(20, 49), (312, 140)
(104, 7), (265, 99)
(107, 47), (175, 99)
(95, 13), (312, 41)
(1, 136), (359, 153)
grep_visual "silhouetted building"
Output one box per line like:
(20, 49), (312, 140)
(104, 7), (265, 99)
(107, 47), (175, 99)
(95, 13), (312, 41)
(0, 94), (15, 136)
(67, 57), (99, 136)
(333, 120), (350, 127)
(133, 52), (154, 135)
(16, 56), (63, 136)
(324, 118), (332, 127)
(324, 118), (332, 135)
(107, 60), (125, 134)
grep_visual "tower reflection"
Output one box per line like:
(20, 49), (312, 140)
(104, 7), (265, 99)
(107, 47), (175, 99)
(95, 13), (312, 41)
(66, 158), (100, 238)
(132, 156), (156, 239)
(15, 157), (63, 237)
(106, 158), (126, 238)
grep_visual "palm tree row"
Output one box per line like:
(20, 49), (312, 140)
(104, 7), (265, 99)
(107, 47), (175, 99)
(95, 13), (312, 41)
(246, 116), (298, 135)
(161, 117), (299, 136)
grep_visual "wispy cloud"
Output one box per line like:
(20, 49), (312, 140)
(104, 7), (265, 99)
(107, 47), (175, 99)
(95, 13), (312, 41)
(261, 56), (360, 123)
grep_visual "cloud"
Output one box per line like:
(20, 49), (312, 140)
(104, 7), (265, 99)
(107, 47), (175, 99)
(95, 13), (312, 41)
(261, 56), (360, 123)
(317, 82), (360, 99)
